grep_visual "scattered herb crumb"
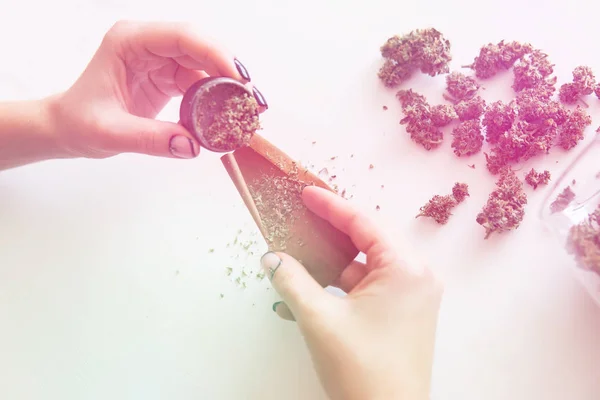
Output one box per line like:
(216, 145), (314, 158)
(468, 164), (476, 169)
(376, 205), (381, 211)
(208, 248), (215, 253)
(220, 294), (225, 299)
(249, 173), (307, 252)
(369, 164), (374, 169)
(550, 186), (576, 214)
(383, 105), (388, 110)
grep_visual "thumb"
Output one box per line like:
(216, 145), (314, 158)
(261, 252), (331, 320)
(110, 115), (200, 159)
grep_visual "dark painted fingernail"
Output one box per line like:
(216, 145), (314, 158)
(169, 135), (198, 159)
(272, 301), (282, 312)
(234, 58), (251, 81)
(252, 87), (268, 109)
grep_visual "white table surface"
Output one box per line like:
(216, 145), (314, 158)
(1, 0), (600, 398)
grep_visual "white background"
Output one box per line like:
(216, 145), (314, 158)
(1, 0), (600, 399)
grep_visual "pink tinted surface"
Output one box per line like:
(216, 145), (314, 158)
(0, 0), (599, 399)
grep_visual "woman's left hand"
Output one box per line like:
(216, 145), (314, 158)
(51, 20), (266, 160)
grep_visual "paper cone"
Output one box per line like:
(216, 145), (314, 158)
(221, 134), (359, 287)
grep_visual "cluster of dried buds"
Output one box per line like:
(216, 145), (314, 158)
(379, 30), (598, 239)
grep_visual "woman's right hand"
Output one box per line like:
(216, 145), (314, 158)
(260, 186), (444, 400)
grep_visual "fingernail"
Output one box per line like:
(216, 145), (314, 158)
(261, 251), (282, 280)
(169, 135), (198, 159)
(272, 301), (282, 312)
(234, 58), (251, 81)
(252, 86), (268, 109)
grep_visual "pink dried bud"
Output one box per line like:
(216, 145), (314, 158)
(516, 88), (566, 125)
(595, 84), (600, 99)
(559, 66), (596, 105)
(430, 104), (457, 127)
(452, 182), (470, 203)
(378, 60), (413, 88)
(445, 71), (480, 103)
(550, 186), (575, 214)
(452, 120), (484, 156)
(405, 121), (444, 151)
(379, 28), (452, 87)
(477, 169), (527, 239)
(572, 66), (596, 95)
(559, 83), (580, 104)
(524, 169), (551, 189)
(483, 101), (517, 144)
(416, 194), (458, 224)
(396, 89), (428, 109)
(557, 106), (592, 150)
(465, 40), (532, 79)
(454, 96), (486, 121)
(512, 50), (555, 92)
(497, 41), (534, 69)
(485, 118), (556, 174)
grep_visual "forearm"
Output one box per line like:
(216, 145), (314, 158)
(0, 97), (68, 171)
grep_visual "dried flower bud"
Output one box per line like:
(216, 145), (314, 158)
(396, 89), (428, 109)
(483, 101), (517, 144)
(378, 60), (413, 88)
(452, 120), (484, 156)
(512, 50), (555, 92)
(416, 194), (458, 224)
(515, 88), (566, 125)
(524, 169), (551, 189)
(445, 71), (480, 103)
(379, 28), (452, 87)
(465, 40), (532, 79)
(485, 152), (508, 175)
(430, 104), (457, 127)
(486, 119), (557, 174)
(558, 83), (580, 104)
(572, 66), (596, 95)
(595, 84), (600, 99)
(405, 121), (444, 151)
(476, 169), (527, 238)
(397, 90), (446, 150)
(550, 186), (575, 213)
(454, 96), (486, 121)
(452, 182), (470, 203)
(559, 66), (596, 105)
(557, 106), (592, 150)
(566, 204), (600, 275)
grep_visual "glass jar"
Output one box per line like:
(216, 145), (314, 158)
(540, 135), (600, 306)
